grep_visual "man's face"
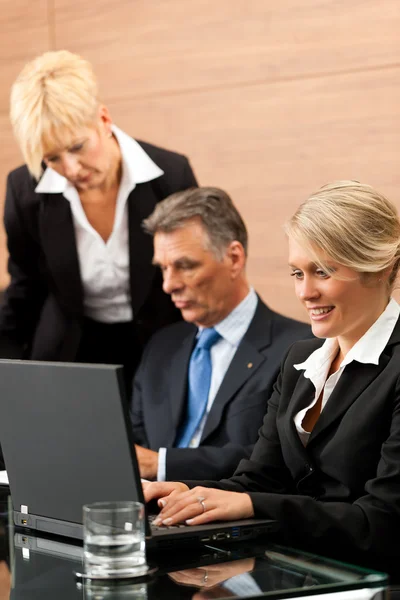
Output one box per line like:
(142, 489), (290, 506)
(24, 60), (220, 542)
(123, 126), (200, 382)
(153, 219), (245, 327)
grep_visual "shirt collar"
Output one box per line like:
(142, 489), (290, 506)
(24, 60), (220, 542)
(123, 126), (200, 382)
(295, 298), (400, 377)
(197, 288), (258, 347)
(34, 124), (164, 195)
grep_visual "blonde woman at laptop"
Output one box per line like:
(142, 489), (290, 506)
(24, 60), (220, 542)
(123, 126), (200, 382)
(144, 180), (400, 564)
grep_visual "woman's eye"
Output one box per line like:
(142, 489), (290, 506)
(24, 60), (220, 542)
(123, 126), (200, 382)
(316, 269), (329, 278)
(290, 271), (303, 279)
(70, 143), (84, 152)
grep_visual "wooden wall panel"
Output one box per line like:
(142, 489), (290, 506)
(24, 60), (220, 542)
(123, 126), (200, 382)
(107, 66), (400, 320)
(53, 0), (400, 99)
(0, 0), (50, 288)
(0, 0), (399, 323)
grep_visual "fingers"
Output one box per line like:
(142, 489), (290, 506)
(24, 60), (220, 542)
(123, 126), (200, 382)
(153, 488), (255, 526)
(143, 481), (188, 503)
(153, 487), (219, 526)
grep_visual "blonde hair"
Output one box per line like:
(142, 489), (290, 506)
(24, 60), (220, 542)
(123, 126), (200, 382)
(10, 50), (99, 179)
(285, 180), (400, 290)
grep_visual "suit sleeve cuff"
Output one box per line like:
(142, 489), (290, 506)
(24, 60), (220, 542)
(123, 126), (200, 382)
(157, 448), (167, 481)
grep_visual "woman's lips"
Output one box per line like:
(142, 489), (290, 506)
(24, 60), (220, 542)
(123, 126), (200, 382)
(308, 306), (334, 320)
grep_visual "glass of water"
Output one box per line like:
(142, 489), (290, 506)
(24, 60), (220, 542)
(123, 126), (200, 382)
(83, 501), (147, 578)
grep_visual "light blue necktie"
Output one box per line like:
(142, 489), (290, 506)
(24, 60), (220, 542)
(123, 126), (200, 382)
(175, 327), (221, 448)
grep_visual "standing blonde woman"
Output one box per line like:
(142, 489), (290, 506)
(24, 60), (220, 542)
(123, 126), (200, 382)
(145, 181), (400, 565)
(0, 50), (197, 387)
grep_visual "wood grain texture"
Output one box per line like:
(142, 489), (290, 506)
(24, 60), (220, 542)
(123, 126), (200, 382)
(0, 0), (399, 321)
(107, 66), (400, 320)
(53, 0), (400, 100)
(0, 0), (50, 288)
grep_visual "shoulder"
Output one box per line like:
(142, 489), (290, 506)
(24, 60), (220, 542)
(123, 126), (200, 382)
(142, 320), (196, 356)
(284, 337), (324, 366)
(135, 139), (190, 169)
(5, 165), (42, 225)
(7, 165), (38, 195)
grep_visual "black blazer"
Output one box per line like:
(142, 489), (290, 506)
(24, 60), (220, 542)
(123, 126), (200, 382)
(191, 317), (400, 560)
(0, 141), (197, 361)
(131, 297), (311, 480)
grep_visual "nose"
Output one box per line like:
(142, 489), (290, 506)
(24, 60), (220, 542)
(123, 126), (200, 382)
(297, 276), (320, 302)
(162, 268), (183, 295)
(60, 154), (80, 181)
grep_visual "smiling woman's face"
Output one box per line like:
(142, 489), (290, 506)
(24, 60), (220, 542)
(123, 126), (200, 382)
(288, 237), (389, 354)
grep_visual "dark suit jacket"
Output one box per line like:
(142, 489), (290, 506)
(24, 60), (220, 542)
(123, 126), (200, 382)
(191, 317), (400, 559)
(0, 141), (197, 361)
(131, 297), (311, 480)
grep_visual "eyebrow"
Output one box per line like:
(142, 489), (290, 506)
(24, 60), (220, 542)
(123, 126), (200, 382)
(43, 138), (86, 158)
(152, 257), (200, 267)
(288, 261), (319, 270)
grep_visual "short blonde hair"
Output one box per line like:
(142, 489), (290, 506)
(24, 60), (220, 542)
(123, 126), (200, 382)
(10, 50), (99, 179)
(285, 180), (400, 290)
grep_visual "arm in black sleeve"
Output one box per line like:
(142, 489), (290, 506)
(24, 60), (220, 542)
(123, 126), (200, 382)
(0, 171), (46, 358)
(180, 157), (198, 188)
(165, 443), (255, 481)
(183, 359), (400, 558)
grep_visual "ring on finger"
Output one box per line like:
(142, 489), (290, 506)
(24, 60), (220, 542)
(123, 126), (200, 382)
(197, 495), (206, 513)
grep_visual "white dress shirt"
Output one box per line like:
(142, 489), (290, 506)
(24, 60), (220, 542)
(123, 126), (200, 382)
(35, 125), (164, 323)
(157, 288), (258, 481)
(294, 298), (400, 445)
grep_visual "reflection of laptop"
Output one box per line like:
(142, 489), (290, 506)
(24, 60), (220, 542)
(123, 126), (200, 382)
(14, 534), (364, 598)
(0, 360), (276, 548)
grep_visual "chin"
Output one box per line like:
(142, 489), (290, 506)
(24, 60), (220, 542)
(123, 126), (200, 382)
(180, 308), (200, 324)
(311, 324), (334, 339)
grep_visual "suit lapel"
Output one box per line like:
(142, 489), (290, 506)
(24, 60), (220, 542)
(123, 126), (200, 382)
(38, 194), (83, 315)
(308, 316), (400, 445)
(127, 183), (160, 314)
(160, 328), (197, 446)
(200, 300), (273, 442)
(308, 355), (391, 445)
(200, 339), (267, 441)
(281, 371), (317, 469)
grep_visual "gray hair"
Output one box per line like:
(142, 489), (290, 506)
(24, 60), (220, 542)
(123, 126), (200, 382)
(143, 187), (248, 259)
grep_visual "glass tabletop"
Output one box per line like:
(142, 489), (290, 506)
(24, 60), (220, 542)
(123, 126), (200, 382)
(0, 490), (389, 599)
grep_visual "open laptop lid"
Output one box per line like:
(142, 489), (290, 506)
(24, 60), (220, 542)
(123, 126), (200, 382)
(0, 360), (146, 538)
(0, 360), (277, 546)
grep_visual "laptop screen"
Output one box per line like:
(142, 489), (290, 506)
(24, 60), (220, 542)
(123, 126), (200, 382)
(0, 361), (144, 529)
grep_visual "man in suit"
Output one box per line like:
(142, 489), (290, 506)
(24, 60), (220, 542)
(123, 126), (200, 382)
(132, 186), (311, 481)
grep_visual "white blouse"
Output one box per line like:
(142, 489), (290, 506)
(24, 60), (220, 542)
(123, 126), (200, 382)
(293, 298), (400, 445)
(35, 125), (164, 323)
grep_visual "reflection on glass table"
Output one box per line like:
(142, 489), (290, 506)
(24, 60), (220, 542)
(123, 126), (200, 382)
(8, 534), (387, 600)
(0, 494), (389, 599)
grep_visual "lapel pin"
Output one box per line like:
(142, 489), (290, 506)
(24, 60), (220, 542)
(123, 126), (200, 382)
(247, 362), (253, 369)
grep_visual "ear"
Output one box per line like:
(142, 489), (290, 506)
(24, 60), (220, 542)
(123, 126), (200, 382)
(96, 104), (113, 137)
(225, 241), (246, 279)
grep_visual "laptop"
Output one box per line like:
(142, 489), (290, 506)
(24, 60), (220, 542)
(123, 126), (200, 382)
(0, 360), (277, 548)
